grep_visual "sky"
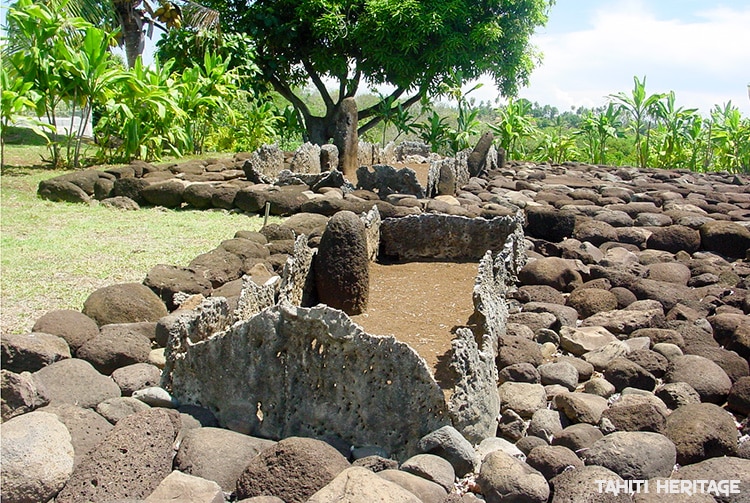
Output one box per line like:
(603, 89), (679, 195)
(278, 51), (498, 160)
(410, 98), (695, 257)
(471, 0), (750, 116)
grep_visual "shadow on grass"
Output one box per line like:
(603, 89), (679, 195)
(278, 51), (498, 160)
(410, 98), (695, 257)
(2, 126), (50, 146)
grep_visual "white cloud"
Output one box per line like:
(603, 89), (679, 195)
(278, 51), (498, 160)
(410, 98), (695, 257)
(474, 0), (750, 116)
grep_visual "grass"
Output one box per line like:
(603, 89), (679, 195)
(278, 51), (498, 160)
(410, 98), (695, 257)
(1, 137), (280, 334)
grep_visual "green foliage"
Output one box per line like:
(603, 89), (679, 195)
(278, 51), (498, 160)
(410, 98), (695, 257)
(4, 0), (131, 168)
(371, 92), (416, 148)
(1, 67), (50, 167)
(95, 58), (186, 161)
(489, 98), (536, 160)
(206, 97), (284, 153)
(608, 75), (664, 168)
(176, 51), (238, 154)
(709, 102), (750, 173)
(577, 103), (622, 165)
(532, 119), (579, 164)
(413, 109), (451, 154)
(155, 28), (259, 87)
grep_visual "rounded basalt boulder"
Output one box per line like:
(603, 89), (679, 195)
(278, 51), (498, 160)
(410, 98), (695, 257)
(0, 411), (75, 503)
(664, 354), (732, 404)
(76, 324), (152, 375)
(525, 207), (576, 243)
(182, 183), (215, 209)
(477, 449), (549, 503)
(37, 177), (91, 204)
(235, 437), (351, 502)
(32, 358), (120, 409)
(699, 220), (750, 258)
(1, 332), (71, 373)
(518, 257), (583, 293)
(144, 264), (213, 310)
(188, 249), (244, 288)
(582, 431), (676, 480)
(665, 403), (738, 465)
(31, 309), (99, 354)
(113, 177), (150, 205)
(140, 179), (185, 208)
(314, 210), (369, 315)
(646, 225), (700, 254)
(83, 283), (168, 326)
(566, 288), (618, 318)
(727, 376), (750, 417)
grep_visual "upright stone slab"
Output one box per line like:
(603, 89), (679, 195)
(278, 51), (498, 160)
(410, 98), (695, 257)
(380, 213), (525, 262)
(426, 151), (470, 197)
(320, 144), (339, 172)
(356, 164), (425, 198)
(333, 97), (359, 179)
(242, 144), (284, 183)
(290, 142), (322, 174)
(449, 328), (500, 444)
(467, 131), (494, 177)
(277, 235), (315, 307)
(164, 303), (449, 460)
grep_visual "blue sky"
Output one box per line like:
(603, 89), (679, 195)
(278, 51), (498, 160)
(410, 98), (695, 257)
(472, 0), (750, 116)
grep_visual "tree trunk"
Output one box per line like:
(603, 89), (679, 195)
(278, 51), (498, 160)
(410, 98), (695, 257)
(114, 1), (145, 68)
(306, 115), (330, 146)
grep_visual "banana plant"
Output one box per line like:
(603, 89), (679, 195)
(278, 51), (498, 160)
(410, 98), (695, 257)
(649, 91), (700, 170)
(577, 103), (622, 165)
(1, 67), (52, 168)
(413, 109), (451, 154)
(56, 24), (130, 166)
(489, 97), (536, 160)
(608, 75), (664, 168)
(709, 101), (750, 173)
(533, 116), (578, 164)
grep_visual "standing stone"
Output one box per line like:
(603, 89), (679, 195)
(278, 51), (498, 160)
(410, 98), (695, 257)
(467, 131), (494, 177)
(333, 97), (359, 178)
(315, 211), (369, 315)
(320, 144), (339, 172)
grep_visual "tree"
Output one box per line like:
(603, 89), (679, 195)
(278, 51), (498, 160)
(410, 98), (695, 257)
(202, 0), (554, 144)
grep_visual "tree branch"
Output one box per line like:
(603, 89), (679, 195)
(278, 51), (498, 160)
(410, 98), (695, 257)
(346, 68), (361, 98)
(357, 92), (423, 136)
(358, 87), (406, 120)
(302, 58), (334, 114)
(266, 72), (311, 119)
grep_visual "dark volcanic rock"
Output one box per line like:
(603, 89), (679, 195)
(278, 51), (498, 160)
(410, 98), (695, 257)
(665, 403), (739, 465)
(83, 283), (168, 326)
(699, 220), (750, 258)
(55, 408), (181, 502)
(235, 437), (350, 502)
(646, 225), (701, 254)
(32, 310), (100, 354)
(314, 210), (369, 315)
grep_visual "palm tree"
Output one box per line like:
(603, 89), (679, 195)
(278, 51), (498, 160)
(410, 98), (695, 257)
(60, 0), (219, 68)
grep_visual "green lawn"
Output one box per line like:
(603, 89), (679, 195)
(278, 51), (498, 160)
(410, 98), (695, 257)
(0, 166), (276, 334)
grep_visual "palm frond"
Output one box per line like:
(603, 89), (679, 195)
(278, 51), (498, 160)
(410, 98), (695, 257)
(179, 0), (220, 31)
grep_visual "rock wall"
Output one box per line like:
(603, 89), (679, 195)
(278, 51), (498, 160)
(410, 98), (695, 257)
(164, 302), (450, 460)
